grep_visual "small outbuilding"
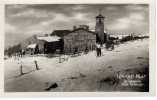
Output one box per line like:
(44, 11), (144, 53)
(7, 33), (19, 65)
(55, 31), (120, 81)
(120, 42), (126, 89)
(37, 36), (62, 54)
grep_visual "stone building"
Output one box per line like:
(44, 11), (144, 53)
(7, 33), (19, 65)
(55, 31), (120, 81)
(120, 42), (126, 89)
(63, 27), (96, 53)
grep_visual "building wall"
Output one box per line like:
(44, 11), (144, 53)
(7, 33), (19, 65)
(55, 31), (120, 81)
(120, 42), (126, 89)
(44, 41), (61, 54)
(64, 29), (96, 53)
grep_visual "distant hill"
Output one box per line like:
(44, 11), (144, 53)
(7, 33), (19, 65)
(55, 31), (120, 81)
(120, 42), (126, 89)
(20, 35), (38, 49)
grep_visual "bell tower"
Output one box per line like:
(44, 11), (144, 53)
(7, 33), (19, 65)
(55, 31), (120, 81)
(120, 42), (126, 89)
(95, 10), (105, 44)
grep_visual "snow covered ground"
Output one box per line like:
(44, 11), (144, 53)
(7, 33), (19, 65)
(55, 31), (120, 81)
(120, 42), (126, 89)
(4, 39), (149, 92)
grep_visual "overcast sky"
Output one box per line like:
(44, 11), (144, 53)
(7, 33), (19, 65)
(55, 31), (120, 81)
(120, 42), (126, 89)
(5, 4), (149, 48)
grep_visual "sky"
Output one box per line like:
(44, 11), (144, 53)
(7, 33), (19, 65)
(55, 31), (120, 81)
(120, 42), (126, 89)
(5, 4), (149, 48)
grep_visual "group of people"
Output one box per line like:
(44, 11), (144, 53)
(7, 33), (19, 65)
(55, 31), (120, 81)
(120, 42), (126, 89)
(96, 39), (115, 57)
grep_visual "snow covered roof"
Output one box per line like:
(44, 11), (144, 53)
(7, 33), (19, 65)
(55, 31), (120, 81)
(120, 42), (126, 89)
(96, 14), (104, 18)
(27, 44), (37, 49)
(37, 36), (61, 42)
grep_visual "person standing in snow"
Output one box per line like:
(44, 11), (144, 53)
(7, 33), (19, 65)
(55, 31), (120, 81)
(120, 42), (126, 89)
(96, 43), (101, 57)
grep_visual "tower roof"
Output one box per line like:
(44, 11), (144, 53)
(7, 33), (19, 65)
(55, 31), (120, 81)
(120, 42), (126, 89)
(96, 14), (104, 18)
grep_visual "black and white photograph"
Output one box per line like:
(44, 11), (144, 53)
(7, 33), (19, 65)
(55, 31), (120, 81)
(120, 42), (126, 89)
(4, 4), (150, 92)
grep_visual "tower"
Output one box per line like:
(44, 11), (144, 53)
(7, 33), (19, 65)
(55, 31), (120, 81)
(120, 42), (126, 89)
(95, 10), (105, 44)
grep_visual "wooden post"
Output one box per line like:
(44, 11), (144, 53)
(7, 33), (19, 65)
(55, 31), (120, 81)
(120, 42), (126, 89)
(59, 55), (61, 63)
(20, 64), (24, 75)
(34, 60), (39, 70)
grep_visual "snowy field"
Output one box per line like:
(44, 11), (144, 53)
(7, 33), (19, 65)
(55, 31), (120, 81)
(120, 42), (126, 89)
(4, 39), (149, 92)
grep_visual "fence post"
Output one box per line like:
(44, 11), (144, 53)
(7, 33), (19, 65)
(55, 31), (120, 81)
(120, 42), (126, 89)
(59, 55), (61, 63)
(20, 64), (24, 75)
(34, 60), (39, 70)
